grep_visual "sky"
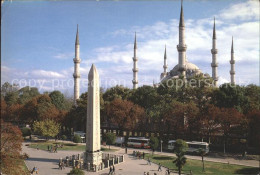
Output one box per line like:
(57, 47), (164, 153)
(1, 0), (259, 96)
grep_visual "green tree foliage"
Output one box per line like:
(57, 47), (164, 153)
(33, 119), (60, 139)
(49, 90), (66, 110)
(21, 127), (31, 137)
(68, 168), (84, 175)
(197, 148), (207, 172)
(103, 132), (116, 149)
(173, 139), (188, 175)
(73, 134), (82, 143)
(18, 86), (40, 104)
(103, 85), (131, 102)
(149, 136), (159, 153)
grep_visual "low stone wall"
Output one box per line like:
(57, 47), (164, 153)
(62, 152), (124, 172)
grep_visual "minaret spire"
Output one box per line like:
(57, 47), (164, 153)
(177, 0), (187, 77)
(73, 24), (81, 105)
(132, 32), (138, 89)
(211, 17), (218, 87)
(230, 36), (235, 85)
(161, 45), (168, 79)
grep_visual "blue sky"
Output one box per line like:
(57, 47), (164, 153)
(1, 0), (259, 96)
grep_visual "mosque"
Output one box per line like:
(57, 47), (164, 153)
(72, 1), (236, 104)
(131, 1), (236, 89)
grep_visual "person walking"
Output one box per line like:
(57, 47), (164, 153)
(108, 166), (112, 175)
(47, 145), (50, 151)
(112, 165), (115, 174)
(158, 163), (162, 171)
(36, 145), (39, 150)
(143, 152), (145, 159)
(125, 147), (128, 154)
(147, 157), (151, 165)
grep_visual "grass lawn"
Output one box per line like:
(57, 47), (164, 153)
(144, 153), (258, 175)
(28, 141), (118, 152)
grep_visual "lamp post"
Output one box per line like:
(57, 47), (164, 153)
(161, 140), (163, 152)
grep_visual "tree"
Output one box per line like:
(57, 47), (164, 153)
(197, 148), (206, 172)
(49, 90), (66, 110)
(21, 127), (31, 137)
(0, 120), (25, 175)
(68, 168), (84, 175)
(33, 119), (60, 140)
(103, 85), (131, 102)
(18, 86), (40, 104)
(106, 99), (145, 134)
(173, 139), (188, 175)
(103, 132), (116, 149)
(73, 134), (82, 143)
(149, 136), (159, 155)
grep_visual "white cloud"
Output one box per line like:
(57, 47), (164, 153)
(218, 1), (259, 21)
(31, 70), (65, 78)
(53, 52), (74, 59)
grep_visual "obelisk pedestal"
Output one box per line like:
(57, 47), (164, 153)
(85, 64), (103, 171)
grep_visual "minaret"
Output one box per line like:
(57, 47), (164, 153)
(230, 37), (235, 85)
(162, 45), (168, 79)
(177, 0), (187, 77)
(211, 17), (218, 87)
(132, 32), (138, 89)
(73, 25), (81, 105)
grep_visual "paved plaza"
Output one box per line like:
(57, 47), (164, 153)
(23, 142), (258, 175)
(22, 142), (169, 175)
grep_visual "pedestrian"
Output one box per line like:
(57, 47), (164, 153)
(58, 162), (62, 170)
(112, 165), (115, 174)
(158, 163), (162, 171)
(125, 147), (128, 154)
(61, 161), (65, 169)
(50, 145), (53, 152)
(147, 157), (151, 165)
(109, 166), (112, 175)
(143, 152), (145, 159)
(47, 145), (50, 151)
(36, 145), (39, 150)
(166, 168), (170, 175)
(31, 166), (38, 174)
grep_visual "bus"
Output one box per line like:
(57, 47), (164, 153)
(127, 137), (150, 149)
(168, 140), (209, 154)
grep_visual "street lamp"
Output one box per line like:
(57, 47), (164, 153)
(161, 140), (163, 152)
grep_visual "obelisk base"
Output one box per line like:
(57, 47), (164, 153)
(85, 151), (103, 172)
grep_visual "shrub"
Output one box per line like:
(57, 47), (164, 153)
(68, 168), (84, 175)
(21, 127), (31, 137)
(73, 134), (82, 143)
(61, 135), (67, 140)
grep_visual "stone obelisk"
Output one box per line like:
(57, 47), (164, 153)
(85, 64), (102, 171)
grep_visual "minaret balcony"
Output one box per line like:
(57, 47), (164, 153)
(163, 65), (168, 69)
(230, 70), (235, 75)
(73, 58), (81, 63)
(177, 45), (187, 52)
(132, 80), (138, 84)
(73, 73), (81, 78)
(211, 63), (218, 67)
(132, 57), (138, 61)
(132, 68), (139, 72)
(230, 60), (235, 64)
(211, 49), (218, 54)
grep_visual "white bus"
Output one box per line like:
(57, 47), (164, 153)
(168, 140), (209, 154)
(127, 137), (150, 149)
